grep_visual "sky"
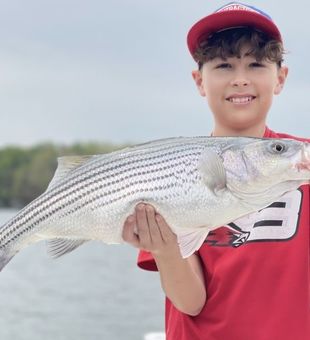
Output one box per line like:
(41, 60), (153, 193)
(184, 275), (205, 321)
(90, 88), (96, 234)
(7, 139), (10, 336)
(0, 0), (309, 147)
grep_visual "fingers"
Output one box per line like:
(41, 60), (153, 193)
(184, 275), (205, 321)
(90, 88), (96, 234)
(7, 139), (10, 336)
(122, 214), (140, 248)
(145, 205), (164, 242)
(155, 213), (176, 242)
(136, 204), (152, 245)
(122, 203), (176, 252)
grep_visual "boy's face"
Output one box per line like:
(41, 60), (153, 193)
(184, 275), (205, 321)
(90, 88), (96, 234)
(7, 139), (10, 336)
(192, 47), (288, 136)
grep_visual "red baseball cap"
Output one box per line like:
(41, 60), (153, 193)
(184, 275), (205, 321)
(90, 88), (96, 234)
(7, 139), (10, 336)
(187, 2), (282, 61)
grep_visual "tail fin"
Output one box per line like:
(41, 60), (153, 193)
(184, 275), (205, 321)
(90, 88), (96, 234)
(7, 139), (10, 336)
(0, 248), (16, 271)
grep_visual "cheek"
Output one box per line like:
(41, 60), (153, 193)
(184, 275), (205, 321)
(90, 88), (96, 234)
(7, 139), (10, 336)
(203, 80), (224, 102)
(257, 78), (277, 104)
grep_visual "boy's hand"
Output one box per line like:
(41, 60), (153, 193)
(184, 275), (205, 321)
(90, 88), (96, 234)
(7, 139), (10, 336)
(123, 203), (206, 316)
(122, 203), (178, 255)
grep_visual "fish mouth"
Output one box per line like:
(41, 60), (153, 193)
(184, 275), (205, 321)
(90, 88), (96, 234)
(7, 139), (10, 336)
(296, 145), (310, 172)
(226, 95), (256, 104)
(296, 162), (310, 171)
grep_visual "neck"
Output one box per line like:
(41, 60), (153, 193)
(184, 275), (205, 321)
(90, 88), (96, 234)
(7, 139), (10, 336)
(211, 124), (266, 138)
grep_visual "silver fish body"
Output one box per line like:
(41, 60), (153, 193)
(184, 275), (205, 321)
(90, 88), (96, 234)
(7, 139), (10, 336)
(0, 136), (309, 270)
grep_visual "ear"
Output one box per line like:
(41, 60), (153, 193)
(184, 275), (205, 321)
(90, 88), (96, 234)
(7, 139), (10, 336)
(274, 65), (289, 95)
(192, 69), (206, 97)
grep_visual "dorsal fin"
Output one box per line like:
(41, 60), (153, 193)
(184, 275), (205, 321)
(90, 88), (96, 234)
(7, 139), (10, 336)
(47, 155), (93, 190)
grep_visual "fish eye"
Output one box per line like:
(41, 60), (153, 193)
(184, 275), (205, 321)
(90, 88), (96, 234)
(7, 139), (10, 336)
(271, 142), (286, 153)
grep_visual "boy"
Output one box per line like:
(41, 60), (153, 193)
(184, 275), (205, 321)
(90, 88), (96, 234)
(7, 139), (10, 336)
(122, 3), (310, 339)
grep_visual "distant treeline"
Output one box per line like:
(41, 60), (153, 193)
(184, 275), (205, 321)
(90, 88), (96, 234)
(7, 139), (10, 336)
(0, 142), (127, 208)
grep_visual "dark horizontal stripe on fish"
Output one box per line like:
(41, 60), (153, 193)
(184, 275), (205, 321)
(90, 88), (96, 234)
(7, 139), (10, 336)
(0, 203), (67, 249)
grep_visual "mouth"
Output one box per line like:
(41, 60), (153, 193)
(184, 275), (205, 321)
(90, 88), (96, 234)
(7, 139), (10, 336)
(296, 146), (310, 171)
(296, 163), (310, 171)
(226, 95), (256, 104)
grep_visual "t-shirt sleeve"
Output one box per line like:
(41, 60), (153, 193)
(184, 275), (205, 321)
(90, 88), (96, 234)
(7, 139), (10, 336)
(137, 250), (158, 271)
(274, 133), (310, 143)
(264, 127), (310, 142)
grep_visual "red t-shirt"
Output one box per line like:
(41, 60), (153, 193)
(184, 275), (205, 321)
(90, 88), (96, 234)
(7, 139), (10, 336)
(137, 127), (310, 340)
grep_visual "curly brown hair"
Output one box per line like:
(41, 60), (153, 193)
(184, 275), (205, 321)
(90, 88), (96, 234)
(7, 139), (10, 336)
(194, 27), (285, 70)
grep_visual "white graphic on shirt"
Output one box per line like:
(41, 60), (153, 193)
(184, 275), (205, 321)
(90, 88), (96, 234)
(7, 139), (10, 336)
(205, 190), (303, 247)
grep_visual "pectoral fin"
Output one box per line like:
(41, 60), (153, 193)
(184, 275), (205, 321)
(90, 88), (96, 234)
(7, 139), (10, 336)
(198, 149), (226, 193)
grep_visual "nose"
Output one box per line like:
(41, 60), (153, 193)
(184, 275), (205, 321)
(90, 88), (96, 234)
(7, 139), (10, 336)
(230, 72), (250, 87)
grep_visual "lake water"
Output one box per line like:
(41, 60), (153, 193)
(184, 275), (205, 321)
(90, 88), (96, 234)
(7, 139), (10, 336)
(0, 209), (165, 340)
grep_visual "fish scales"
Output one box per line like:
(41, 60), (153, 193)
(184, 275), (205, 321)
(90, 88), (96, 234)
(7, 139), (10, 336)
(0, 136), (309, 268)
(0, 142), (204, 249)
(2, 144), (189, 224)
(4, 141), (201, 231)
(8, 143), (200, 228)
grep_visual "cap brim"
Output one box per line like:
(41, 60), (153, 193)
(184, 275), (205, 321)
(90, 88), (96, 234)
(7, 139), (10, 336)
(187, 11), (282, 60)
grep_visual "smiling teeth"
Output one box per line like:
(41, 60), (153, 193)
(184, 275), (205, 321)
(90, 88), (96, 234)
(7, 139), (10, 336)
(229, 96), (253, 103)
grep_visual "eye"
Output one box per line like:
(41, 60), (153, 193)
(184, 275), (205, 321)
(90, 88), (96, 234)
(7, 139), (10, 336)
(215, 63), (231, 69)
(271, 142), (286, 153)
(249, 62), (264, 68)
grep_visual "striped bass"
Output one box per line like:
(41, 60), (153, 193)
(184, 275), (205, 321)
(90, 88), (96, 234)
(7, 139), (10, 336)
(0, 136), (309, 270)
